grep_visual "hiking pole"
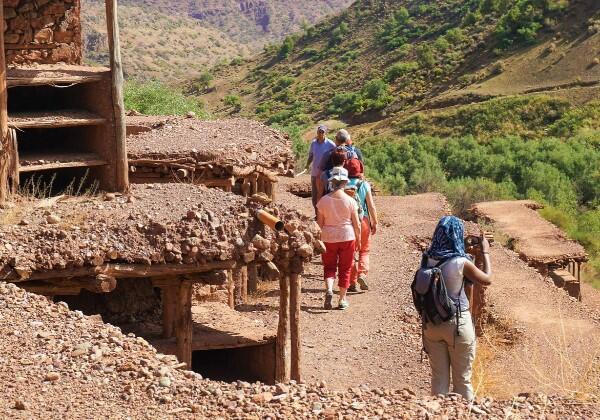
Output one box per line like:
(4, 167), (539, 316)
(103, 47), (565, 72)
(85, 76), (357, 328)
(295, 169), (307, 177)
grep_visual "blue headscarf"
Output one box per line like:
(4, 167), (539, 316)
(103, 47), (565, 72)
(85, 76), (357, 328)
(427, 216), (468, 260)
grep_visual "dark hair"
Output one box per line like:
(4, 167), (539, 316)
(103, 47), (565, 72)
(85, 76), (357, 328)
(330, 148), (347, 167)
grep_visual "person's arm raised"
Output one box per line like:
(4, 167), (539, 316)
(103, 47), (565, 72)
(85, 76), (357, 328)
(463, 237), (492, 286)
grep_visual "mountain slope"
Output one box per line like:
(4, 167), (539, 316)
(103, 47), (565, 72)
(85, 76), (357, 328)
(203, 0), (600, 123)
(82, 0), (250, 81)
(112, 0), (354, 48)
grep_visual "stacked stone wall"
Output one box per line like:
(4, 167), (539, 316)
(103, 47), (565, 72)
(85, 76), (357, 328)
(3, 0), (81, 65)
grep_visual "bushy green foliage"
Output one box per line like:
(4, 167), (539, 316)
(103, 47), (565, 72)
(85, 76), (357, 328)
(385, 61), (420, 82)
(278, 36), (296, 59)
(394, 96), (571, 139)
(378, 7), (424, 51)
(272, 76), (295, 93)
(329, 22), (349, 47)
(416, 44), (436, 68)
(124, 80), (207, 116)
(223, 94), (242, 111)
(328, 79), (393, 116)
(358, 133), (600, 211)
(495, 0), (569, 47)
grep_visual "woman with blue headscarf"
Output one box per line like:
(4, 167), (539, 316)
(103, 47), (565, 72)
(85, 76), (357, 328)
(423, 216), (492, 401)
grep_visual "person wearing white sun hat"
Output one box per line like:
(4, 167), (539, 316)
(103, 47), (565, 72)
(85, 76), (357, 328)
(316, 166), (362, 310)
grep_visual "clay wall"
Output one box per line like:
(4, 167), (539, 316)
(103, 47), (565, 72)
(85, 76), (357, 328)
(3, 0), (81, 65)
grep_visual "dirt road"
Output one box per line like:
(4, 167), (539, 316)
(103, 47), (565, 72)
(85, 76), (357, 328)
(257, 189), (600, 398)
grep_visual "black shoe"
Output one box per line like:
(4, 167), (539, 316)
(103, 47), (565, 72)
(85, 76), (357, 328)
(348, 284), (359, 293)
(324, 292), (333, 310)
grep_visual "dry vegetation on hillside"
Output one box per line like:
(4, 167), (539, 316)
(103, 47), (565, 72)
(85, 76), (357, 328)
(82, 0), (250, 81)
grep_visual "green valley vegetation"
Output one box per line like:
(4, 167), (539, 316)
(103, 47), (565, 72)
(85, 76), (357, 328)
(124, 81), (208, 117)
(198, 0), (600, 283)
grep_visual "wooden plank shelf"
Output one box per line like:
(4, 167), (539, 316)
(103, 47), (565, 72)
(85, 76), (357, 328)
(19, 152), (108, 173)
(8, 110), (106, 129)
(7, 65), (110, 87)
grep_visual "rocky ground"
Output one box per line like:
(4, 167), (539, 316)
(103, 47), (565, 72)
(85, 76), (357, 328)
(1, 282), (599, 418)
(0, 183), (318, 276)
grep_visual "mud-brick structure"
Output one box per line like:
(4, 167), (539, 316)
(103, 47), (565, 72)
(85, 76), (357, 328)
(0, 0), (128, 200)
(4, 0), (81, 65)
(0, 183), (322, 381)
(126, 117), (294, 199)
(471, 200), (588, 300)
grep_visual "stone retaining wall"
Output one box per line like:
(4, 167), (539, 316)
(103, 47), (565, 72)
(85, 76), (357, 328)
(4, 0), (81, 64)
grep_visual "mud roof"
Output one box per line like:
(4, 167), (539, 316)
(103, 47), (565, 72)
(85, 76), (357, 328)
(126, 117), (293, 172)
(0, 184), (319, 279)
(471, 200), (588, 264)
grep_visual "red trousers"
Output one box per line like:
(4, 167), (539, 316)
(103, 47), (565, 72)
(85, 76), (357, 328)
(351, 217), (371, 284)
(322, 240), (355, 289)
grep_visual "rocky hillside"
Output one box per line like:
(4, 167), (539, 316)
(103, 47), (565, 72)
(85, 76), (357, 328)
(81, 0), (352, 80)
(113, 0), (354, 47)
(202, 0), (600, 124)
(82, 0), (250, 81)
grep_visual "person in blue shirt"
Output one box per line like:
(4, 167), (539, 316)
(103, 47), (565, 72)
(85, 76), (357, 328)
(306, 125), (335, 215)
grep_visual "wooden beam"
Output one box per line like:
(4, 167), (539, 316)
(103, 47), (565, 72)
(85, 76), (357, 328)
(162, 285), (178, 338)
(276, 274), (290, 383)
(1, 260), (236, 282)
(176, 280), (193, 368)
(290, 273), (301, 382)
(105, 0), (129, 192)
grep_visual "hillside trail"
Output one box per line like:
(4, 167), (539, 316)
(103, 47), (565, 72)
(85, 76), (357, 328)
(257, 187), (600, 398)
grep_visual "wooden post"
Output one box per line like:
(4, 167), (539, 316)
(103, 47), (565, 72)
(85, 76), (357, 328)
(176, 280), (193, 368)
(227, 269), (235, 309)
(276, 273), (290, 383)
(0, 3), (17, 202)
(162, 286), (177, 338)
(233, 266), (246, 306)
(105, 0), (129, 192)
(290, 273), (301, 382)
(241, 265), (248, 304)
(247, 263), (258, 293)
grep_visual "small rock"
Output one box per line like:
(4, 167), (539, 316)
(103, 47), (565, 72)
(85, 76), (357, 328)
(186, 111), (196, 118)
(252, 392), (273, 404)
(159, 376), (171, 387)
(104, 193), (116, 201)
(46, 214), (61, 224)
(45, 372), (60, 382)
(275, 383), (289, 395)
(14, 400), (26, 410)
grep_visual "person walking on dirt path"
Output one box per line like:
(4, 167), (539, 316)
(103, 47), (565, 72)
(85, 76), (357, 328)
(306, 125), (335, 216)
(318, 129), (364, 174)
(316, 167), (361, 310)
(423, 216), (492, 401)
(345, 158), (378, 293)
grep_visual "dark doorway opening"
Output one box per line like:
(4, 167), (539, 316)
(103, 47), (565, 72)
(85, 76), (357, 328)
(192, 343), (276, 384)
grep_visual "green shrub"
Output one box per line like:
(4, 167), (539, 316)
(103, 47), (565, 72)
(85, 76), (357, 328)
(385, 61), (420, 82)
(434, 36), (451, 52)
(124, 80), (207, 116)
(445, 28), (466, 45)
(495, 0), (569, 48)
(278, 36), (295, 59)
(443, 177), (517, 217)
(272, 76), (295, 92)
(330, 22), (349, 47)
(223, 94), (242, 111)
(416, 44), (436, 68)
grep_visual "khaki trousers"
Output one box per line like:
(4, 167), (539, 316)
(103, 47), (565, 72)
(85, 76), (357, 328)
(423, 311), (476, 401)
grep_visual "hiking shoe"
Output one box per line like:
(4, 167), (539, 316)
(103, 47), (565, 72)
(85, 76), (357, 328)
(348, 283), (359, 293)
(338, 300), (350, 311)
(357, 275), (369, 291)
(324, 292), (333, 310)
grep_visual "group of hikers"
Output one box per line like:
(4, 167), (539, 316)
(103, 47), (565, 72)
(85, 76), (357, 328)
(305, 125), (493, 401)
(305, 125), (377, 311)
